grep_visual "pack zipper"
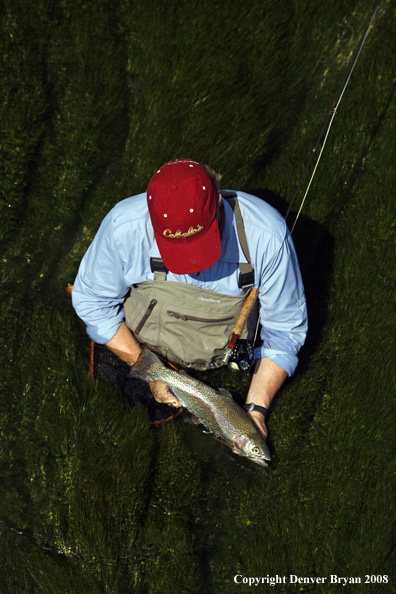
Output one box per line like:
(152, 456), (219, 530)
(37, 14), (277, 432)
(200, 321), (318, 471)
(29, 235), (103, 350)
(135, 299), (158, 335)
(167, 310), (234, 323)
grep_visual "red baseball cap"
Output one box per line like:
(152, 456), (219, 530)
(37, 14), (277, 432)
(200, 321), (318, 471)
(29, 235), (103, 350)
(147, 160), (221, 274)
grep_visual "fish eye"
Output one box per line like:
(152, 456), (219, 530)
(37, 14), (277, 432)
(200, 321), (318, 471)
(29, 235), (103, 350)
(252, 446), (260, 455)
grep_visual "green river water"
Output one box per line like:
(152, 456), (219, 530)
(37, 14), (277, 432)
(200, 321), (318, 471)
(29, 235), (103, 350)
(1, 0), (395, 592)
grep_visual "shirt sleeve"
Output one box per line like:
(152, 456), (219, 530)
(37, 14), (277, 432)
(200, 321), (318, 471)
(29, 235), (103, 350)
(255, 229), (308, 376)
(71, 211), (130, 343)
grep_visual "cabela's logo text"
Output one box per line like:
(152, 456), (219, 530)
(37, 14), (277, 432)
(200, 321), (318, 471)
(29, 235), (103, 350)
(163, 224), (203, 239)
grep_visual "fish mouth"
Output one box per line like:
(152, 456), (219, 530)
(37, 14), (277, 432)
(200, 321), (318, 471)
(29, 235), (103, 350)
(247, 456), (269, 467)
(231, 446), (269, 467)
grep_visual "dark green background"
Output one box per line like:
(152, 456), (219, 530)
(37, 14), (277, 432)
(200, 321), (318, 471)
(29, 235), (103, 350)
(1, 0), (395, 592)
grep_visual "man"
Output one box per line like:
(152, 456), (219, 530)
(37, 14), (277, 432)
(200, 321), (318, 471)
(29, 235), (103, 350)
(72, 159), (307, 440)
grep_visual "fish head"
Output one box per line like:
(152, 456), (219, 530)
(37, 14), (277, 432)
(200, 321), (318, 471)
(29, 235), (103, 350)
(233, 434), (271, 467)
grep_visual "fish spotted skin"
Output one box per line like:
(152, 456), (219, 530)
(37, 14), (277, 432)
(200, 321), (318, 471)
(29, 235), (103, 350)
(129, 349), (271, 466)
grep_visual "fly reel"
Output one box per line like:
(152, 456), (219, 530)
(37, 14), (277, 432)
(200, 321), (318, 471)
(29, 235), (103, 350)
(228, 339), (254, 372)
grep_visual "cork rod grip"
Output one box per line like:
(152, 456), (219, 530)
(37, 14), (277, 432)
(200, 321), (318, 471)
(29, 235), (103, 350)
(230, 287), (259, 337)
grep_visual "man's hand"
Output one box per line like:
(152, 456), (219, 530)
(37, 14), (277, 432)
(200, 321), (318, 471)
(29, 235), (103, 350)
(149, 380), (181, 408)
(231, 357), (287, 455)
(247, 410), (268, 439)
(245, 356), (288, 438)
(106, 325), (182, 408)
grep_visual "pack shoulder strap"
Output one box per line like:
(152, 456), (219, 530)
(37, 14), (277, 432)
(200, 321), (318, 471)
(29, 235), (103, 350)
(150, 257), (168, 281)
(221, 191), (255, 290)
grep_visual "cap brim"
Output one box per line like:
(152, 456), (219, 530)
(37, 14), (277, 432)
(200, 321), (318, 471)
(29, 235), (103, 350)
(155, 216), (221, 274)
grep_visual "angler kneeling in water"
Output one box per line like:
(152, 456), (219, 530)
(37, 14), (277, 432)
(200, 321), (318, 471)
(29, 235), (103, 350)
(72, 160), (308, 461)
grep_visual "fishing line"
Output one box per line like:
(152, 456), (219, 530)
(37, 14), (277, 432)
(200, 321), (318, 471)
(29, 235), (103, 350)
(285, 0), (381, 233)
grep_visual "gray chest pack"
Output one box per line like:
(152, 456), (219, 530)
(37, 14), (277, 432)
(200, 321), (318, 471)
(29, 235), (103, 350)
(123, 192), (258, 370)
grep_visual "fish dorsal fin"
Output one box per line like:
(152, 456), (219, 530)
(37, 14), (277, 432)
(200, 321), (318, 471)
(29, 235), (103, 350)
(217, 387), (233, 399)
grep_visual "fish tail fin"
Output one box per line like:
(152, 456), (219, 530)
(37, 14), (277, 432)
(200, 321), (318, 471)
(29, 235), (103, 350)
(128, 348), (163, 382)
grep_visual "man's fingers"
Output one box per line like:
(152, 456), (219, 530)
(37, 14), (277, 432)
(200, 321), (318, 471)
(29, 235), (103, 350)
(248, 411), (268, 439)
(148, 380), (181, 407)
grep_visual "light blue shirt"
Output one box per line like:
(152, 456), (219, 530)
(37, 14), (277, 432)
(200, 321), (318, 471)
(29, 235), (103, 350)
(72, 191), (307, 375)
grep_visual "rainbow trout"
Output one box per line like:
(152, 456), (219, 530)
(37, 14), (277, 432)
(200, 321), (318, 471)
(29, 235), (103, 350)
(129, 349), (271, 466)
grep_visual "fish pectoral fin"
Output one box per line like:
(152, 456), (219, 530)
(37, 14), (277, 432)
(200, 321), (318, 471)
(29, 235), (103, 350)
(184, 415), (202, 426)
(217, 387), (233, 399)
(213, 436), (231, 447)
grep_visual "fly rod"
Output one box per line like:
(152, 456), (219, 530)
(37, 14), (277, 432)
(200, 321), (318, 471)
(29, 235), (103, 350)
(285, 0), (381, 233)
(221, 287), (259, 366)
(223, 0), (381, 367)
